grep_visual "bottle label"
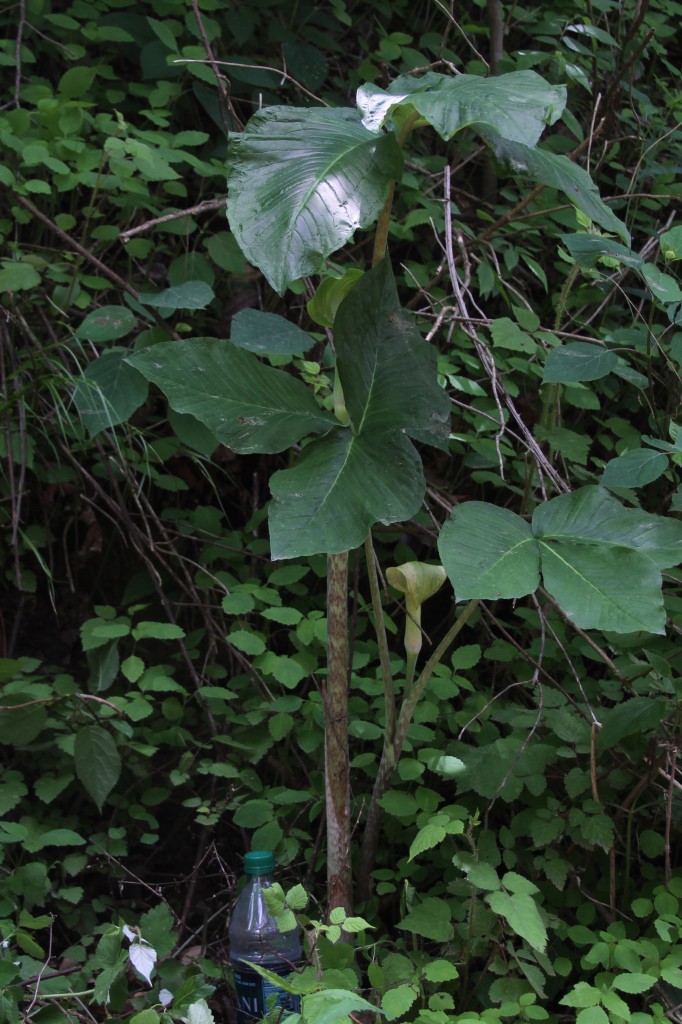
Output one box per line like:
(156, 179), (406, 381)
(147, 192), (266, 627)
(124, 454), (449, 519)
(232, 961), (301, 1024)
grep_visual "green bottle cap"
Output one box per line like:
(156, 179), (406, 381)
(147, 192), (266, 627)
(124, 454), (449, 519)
(244, 850), (276, 875)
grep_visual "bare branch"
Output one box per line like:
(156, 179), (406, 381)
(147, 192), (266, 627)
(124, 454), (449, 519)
(119, 197), (226, 242)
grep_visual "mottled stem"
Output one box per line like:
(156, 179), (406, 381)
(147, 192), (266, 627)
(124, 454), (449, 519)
(325, 550), (353, 913)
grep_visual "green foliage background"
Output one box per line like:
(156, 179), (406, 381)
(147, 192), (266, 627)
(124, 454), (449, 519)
(0, 0), (681, 1022)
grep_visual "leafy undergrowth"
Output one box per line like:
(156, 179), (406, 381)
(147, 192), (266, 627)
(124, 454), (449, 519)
(1, 0), (681, 1023)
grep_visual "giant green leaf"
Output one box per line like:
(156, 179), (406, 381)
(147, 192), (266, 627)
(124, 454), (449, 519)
(126, 338), (334, 454)
(538, 542), (665, 633)
(168, 408), (218, 457)
(268, 261), (449, 556)
(357, 70), (565, 147)
(438, 502), (540, 600)
(488, 136), (630, 244)
(72, 350), (149, 436)
(226, 106), (403, 293)
(531, 485), (623, 542)
(532, 488), (673, 632)
(335, 259), (450, 449)
(607, 513), (682, 569)
(532, 486), (682, 567)
(440, 488), (676, 632)
(269, 429), (424, 558)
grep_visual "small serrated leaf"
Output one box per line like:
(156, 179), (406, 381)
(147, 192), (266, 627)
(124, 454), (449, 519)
(576, 1006), (610, 1024)
(422, 959), (459, 983)
(467, 863), (501, 891)
(560, 982), (602, 1008)
(382, 984), (419, 1021)
(581, 813), (615, 852)
(74, 725), (121, 811)
(612, 973), (656, 994)
(186, 999), (216, 1024)
(397, 897), (453, 942)
(286, 887), (308, 916)
(408, 823), (447, 861)
(342, 916), (373, 933)
(128, 939), (157, 986)
(487, 891), (547, 952)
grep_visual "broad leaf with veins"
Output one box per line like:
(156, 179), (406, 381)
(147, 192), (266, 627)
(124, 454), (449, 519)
(268, 261), (450, 557)
(127, 338), (334, 454)
(226, 106), (403, 294)
(357, 70), (566, 146)
(269, 428), (425, 559)
(439, 487), (682, 633)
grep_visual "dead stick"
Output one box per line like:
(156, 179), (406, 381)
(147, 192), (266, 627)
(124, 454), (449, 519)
(119, 197), (226, 242)
(13, 192), (140, 300)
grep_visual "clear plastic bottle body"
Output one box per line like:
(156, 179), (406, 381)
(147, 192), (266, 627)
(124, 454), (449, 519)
(229, 858), (301, 1024)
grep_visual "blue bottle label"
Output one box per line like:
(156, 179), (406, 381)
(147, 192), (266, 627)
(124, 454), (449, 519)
(233, 961), (300, 1024)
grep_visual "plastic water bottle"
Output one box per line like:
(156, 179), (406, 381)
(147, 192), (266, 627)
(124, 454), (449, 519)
(229, 850), (302, 1024)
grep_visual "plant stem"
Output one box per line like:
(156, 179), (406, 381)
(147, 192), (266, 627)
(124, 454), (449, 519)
(325, 110), (423, 912)
(325, 550), (353, 913)
(372, 181), (396, 266)
(394, 600), (479, 753)
(364, 534), (395, 745)
(27, 989), (96, 999)
(542, 263), (581, 432)
(358, 600), (479, 898)
(371, 111), (421, 266)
